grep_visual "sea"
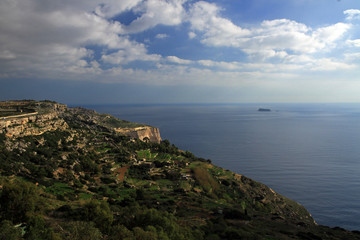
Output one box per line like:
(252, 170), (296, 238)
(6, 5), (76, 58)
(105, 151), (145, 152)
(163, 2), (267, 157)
(84, 103), (360, 231)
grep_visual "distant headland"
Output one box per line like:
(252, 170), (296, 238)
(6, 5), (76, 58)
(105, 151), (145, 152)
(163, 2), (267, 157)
(258, 108), (271, 112)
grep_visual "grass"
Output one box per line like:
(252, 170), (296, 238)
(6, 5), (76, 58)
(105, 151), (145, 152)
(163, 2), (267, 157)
(156, 179), (174, 186)
(155, 153), (171, 161)
(191, 165), (220, 194)
(45, 182), (74, 197)
(102, 115), (146, 129)
(79, 192), (92, 200)
(137, 149), (157, 160)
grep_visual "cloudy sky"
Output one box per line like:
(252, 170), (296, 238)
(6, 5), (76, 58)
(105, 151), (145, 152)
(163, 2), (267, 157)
(1, 0), (360, 104)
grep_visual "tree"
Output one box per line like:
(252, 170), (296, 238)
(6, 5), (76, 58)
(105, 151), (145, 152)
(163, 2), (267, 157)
(108, 225), (134, 240)
(65, 221), (102, 240)
(81, 200), (113, 233)
(0, 181), (38, 223)
(0, 220), (21, 240)
(24, 215), (60, 240)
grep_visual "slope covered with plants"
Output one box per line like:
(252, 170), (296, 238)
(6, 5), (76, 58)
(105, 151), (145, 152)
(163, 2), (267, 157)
(0, 101), (359, 239)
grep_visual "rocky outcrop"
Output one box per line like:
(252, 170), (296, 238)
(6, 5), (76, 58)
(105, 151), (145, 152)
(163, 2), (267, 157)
(0, 101), (68, 138)
(0, 100), (162, 143)
(115, 126), (162, 144)
(0, 112), (68, 138)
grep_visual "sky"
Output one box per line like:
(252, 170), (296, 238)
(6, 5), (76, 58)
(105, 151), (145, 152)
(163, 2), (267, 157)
(1, 0), (360, 104)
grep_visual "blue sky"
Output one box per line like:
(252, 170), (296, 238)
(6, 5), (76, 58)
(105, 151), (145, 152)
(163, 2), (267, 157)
(1, 0), (360, 104)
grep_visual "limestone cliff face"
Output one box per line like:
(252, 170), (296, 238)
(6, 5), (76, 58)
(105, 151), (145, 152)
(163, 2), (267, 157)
(0, 101), (162, 143)
(115, 126), (162, 144)
(0, 112), (68, 138)
(0, 101), (68, 138)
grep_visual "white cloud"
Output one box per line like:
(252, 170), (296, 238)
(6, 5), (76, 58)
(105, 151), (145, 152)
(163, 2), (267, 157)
(0, 0), (161, 79)
(188, 1), (251, 47)
(0, 0), (358, 89)
(0, 50), (16, 60)
(155, 33), (169, 39)
(125, 0), (187, 34)
(167, 56), (193, 64)
(101, 47), (161, 65)
(344, 52), (360, 60)
(313, 23), (350, 48)
(347, 39), (360, 47)
(188, 32), (197, 39)
(188, 3), (351, 59)
(309, 58), (356, 71)
(94, 0), (142, 18)
(344, 9), (360, 21)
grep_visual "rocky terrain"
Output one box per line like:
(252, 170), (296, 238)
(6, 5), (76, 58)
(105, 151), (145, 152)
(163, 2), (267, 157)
(0, 100), (359, 239)
(0, 100), (161, 143)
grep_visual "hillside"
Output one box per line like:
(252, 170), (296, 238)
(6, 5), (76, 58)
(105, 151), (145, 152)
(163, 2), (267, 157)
(0, 100), (359, 240)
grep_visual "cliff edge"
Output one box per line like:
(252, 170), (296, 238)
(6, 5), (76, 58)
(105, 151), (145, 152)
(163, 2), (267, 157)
(0, 100), (161, 143)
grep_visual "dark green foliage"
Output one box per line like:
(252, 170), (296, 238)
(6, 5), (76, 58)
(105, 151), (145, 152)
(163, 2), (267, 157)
(129, 208), (197, 240)
(108, 225), (134, 240)
(183, 150), (195, 159)
(24, 216), (59, 240)
(79, 200), (113, 233)
(0, 181), (38, 223)
(165, 170), (182, 180)
(0, 220), (22, 240)
(156, 139), (179, 154)
(79, 156), (100, 174)
(223, 208), (250, 220)
(128, 165), (150, 180)
(65, 221), (102, 240)
(0, 133), (5, 144)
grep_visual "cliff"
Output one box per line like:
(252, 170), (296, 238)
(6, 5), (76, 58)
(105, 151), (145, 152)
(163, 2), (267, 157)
(0, 101), (68, 138)
(0, 100), (161, 143)
(115, 126), (161, 143)
(66, 107), (162, 143)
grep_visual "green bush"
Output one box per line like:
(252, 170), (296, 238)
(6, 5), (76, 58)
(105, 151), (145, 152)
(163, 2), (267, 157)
(192, 166), (219, 194)
(24, 215), (60, 240)
(0, 220), (22, 240)
(65, 221), (102, 240)
(0, 181), (38, 223)
(80, 200), (113, 233)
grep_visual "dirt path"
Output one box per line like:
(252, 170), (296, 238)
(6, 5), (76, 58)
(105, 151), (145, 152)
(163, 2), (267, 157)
(114, 166), (129, 182)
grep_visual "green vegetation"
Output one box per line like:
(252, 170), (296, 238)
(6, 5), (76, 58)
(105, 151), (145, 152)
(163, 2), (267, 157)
(0, 100), (359, 239)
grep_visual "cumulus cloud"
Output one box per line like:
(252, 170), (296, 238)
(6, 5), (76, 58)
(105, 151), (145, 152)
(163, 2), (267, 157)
(167, 56), (193, 64)
(0, 0), (162, 79)
(125, 0), (187, 34)
(188, 1), (251, 47)
(101, 46), (161, 65)
(344, 9), (360, 21)
(188, 2), (351, 59)
(188, 32), (197, 39)
(0, 0), (358, 86)
(347, 39), (360, 47)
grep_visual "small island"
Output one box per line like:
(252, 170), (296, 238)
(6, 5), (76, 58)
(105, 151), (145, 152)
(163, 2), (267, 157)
(258, 108), (271, 112)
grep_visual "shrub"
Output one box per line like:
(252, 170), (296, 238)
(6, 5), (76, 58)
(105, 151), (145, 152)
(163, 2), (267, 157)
(24, 215), (60, 240)
(0, 181), (38, 223)
(192, 166), (219, 194)
(65, 221), (102, 240)
(0, 220), (21, 240)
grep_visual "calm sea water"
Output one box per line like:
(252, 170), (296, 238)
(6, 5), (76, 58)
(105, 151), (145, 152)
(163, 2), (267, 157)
(85, 103), (360, 230)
